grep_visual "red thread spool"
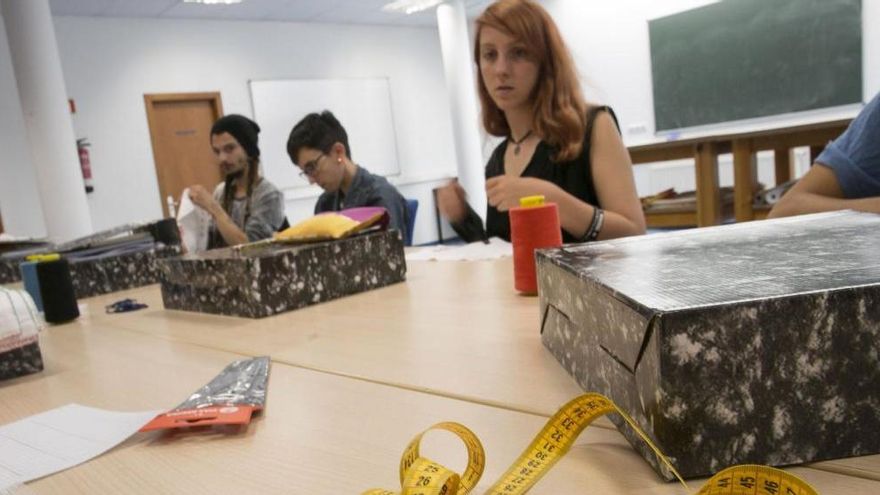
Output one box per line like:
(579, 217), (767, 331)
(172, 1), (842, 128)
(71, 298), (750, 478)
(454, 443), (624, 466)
(510, 195), (562, 294)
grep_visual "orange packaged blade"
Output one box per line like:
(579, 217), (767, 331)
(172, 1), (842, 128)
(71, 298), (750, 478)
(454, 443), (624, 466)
(140, 356), (270, 432)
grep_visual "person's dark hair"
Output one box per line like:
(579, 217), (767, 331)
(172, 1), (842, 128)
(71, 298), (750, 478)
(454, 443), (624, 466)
(211, 114), (262, 221)
(211, 114), (261, 158)
(286, 110), (352, 164)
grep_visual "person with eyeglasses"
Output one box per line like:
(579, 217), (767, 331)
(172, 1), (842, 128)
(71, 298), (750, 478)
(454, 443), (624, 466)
(286, 110), (409, 243)
(187, 114), (286, 249)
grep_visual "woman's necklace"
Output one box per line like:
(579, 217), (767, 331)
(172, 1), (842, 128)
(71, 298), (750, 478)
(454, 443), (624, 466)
(510, 130), (533, 156)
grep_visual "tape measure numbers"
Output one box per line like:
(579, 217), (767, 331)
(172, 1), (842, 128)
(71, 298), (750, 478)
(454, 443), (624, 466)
(364, 393), (818, 495)
(697, 465), (818, 495)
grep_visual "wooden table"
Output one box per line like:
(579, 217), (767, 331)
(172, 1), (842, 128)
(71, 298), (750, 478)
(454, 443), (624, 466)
(628, 119), (851, 227)
(2, 259), (879, 493)
(80, 260), (584, 417)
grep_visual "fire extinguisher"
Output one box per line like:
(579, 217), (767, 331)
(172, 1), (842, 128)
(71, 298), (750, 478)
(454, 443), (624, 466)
(77, 138), (94, 193)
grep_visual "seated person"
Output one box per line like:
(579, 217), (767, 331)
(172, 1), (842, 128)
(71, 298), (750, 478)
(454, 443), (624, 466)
(769, 91), (880, 219)
(286, 110), (409, 243)
(436, 0), (645, 243)
(188, 114), (286, 249)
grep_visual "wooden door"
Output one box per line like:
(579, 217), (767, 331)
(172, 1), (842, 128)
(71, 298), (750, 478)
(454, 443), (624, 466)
(144, 92), (224, 217)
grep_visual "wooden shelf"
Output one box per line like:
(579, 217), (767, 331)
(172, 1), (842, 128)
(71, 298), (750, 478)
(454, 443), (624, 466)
(643, 193), (735, 229)
(629, 118), (851, 226)
(645, 210), (697, 228)
(752, 205), (771, 220)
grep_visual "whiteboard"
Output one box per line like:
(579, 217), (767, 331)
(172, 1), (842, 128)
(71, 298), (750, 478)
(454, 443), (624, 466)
(249, 78), (401, 191)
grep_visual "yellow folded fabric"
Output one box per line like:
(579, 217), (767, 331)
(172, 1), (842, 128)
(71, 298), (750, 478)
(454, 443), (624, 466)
(274, 214), (361, 242)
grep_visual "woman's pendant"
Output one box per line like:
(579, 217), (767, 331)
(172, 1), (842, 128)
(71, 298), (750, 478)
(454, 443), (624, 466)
(510, 130), (532, 157)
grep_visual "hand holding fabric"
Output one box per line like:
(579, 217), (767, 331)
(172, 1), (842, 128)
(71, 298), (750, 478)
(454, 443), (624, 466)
(188, 185), (220, 216)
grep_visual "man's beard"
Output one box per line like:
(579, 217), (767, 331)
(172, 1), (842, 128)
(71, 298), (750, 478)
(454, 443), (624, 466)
(225, 166), (245, 181)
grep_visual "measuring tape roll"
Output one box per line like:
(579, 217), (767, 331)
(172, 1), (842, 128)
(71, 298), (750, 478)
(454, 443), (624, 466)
(364, 393), (818, 495)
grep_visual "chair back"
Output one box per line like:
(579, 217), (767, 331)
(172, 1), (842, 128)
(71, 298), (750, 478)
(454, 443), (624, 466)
(404, 199), (419, 246)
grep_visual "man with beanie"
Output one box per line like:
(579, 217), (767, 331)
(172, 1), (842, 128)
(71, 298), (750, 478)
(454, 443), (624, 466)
(286, 110), (409, 243)
(188, 114), (286, 249)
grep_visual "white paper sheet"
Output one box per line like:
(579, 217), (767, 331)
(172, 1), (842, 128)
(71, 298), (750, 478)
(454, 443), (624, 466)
(177, 188), (211, 253)
(405, 237), (512, 262)
(0, 404), (160, 490)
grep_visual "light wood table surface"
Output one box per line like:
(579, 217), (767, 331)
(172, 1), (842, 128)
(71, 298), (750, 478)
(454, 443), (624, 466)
(5, 256), (879, 492)
(81, 259), (584, 417)
(2, 318), (878, 494)
(72, 258), (880, 486)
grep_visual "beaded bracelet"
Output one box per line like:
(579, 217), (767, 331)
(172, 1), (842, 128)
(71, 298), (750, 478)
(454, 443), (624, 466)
(580, 207), (605, 242)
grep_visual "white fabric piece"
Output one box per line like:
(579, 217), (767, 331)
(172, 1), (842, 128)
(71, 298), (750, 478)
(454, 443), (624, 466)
(0, 289), (42, 342)
(176, 188), (211, 253)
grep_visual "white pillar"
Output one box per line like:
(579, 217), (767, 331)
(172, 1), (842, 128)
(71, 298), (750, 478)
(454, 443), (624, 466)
(0, 21), (46, 238)
(1, 0), (92, 242)
(437, 0), (487, 216)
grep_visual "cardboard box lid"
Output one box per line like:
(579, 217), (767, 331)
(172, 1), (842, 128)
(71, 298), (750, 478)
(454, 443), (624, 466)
(540, 210), (880, 312)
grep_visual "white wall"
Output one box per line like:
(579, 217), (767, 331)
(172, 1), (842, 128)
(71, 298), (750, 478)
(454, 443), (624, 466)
(47, 16), (457, 244)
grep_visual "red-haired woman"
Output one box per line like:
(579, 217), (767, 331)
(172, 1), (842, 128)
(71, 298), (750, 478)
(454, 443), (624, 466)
(437, 0), (646, 243)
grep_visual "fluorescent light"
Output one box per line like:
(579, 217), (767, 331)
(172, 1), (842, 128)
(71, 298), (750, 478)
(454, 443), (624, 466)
(183, 0), (243, 5)
(382, 0), (445, 15)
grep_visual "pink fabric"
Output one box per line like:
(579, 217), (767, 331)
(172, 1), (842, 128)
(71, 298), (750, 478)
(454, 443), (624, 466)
(335, 207), (390, 230)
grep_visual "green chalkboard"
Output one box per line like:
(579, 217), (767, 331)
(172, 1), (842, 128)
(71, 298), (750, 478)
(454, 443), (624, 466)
(649, 0), (862, 131)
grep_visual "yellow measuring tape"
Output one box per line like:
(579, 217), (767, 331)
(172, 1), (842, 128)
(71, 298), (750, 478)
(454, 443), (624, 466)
(364, 393), (818, 495)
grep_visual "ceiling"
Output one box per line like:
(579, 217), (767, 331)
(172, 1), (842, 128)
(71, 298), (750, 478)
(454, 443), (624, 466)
(48, 0), (495, 27)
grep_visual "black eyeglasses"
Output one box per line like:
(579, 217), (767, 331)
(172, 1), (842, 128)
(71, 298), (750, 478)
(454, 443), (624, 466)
(298, 153), (325, 179)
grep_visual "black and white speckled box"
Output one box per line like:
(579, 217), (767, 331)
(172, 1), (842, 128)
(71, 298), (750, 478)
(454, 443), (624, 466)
(0, 342), (43, 381)
(536, 210), (880, 479)
(66, 244), (180, 299)
(0, 241), (50, 284)
(158, 230), (406, 318)
(0, 219), (180, 298)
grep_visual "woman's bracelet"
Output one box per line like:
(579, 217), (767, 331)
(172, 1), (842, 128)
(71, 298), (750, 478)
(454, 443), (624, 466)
(580, 207), (605, 242)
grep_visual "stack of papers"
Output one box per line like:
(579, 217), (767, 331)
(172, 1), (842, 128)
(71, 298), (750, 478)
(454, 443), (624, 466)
(405, 238), (512, 262)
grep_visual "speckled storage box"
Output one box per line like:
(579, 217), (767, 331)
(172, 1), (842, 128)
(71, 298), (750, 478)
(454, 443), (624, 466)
(537, 210), (880, 479)
(0, 342), (43, 381)
(0, 261), (19, 285)
(0, 219), (180, 298)
(67, 245), (180, 299)
(158, 230), (406, 318)
(0, 241), (50, 284)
